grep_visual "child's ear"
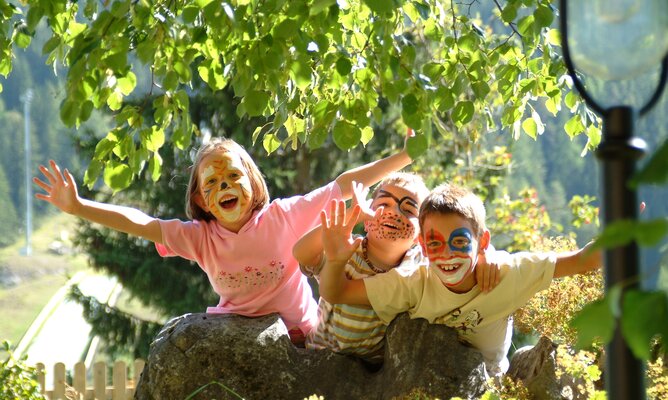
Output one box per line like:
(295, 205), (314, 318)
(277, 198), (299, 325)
(478, 230), (491, 254)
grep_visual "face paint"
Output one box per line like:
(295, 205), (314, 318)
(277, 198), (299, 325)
(199, 152), (253, 224)
(375, 189), (419, 218)
(424, 227), (477, 288)
(364, 187), (419, 241)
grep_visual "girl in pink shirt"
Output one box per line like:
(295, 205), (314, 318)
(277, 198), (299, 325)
(34, 136), (413, 344)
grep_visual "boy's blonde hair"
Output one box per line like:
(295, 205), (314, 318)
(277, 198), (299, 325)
(418, 184), (487, 237)
(371, 172), (429, 203)
(185, 138), (270, 221)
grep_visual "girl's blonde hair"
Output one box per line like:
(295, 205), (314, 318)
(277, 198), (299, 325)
(185, 138), (270, 221)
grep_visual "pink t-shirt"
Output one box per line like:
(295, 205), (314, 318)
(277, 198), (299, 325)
(155, 181), (341, 334)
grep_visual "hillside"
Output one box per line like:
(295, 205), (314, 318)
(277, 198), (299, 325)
(0, 213), (88, 355)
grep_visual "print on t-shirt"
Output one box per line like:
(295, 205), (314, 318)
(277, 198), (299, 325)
(215, 260), (286, 290)
(434, 307), (483, 334)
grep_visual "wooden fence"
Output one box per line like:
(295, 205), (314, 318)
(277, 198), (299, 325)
(36, 359), (145, 400)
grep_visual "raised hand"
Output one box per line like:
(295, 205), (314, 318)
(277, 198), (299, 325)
(350, 181), (376, 222)
(33, 160), (81, 215)
(321, 200), (363, 264)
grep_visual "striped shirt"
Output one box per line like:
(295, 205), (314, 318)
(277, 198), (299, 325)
(301, 238), (425, 363)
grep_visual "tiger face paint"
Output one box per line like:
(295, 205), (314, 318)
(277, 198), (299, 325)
(364, 185), (419, 242)
(198, 151), (253, 227)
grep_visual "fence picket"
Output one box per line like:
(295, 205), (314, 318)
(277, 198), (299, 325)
(35, 359), (144, 400)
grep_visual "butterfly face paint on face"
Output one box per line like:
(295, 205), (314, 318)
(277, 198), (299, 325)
(425, 227), (477, 287)
(199, 152), (253, 225)
(364, 187), (419, 241)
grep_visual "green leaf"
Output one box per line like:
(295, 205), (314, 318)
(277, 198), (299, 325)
(83, 159), (103, 188)
(333, 120), (361, 150)
(564, 115), (585, 138)
(335, 56), (352, 76)
(452, 101), (474, 126)
(546, 29), (561, 46)
(103, 161), (133, 192)
(363, 0), (394, 14)
(310, 0), (336, 15)
(632, 138), (668, 186)
(290, 58), (312, 90)
(521, 117), (537, 139)
(360, 126), (374, 146)
(594, 219), (668, 249)
(401, 94), (419, 115)
(407, 133), (428, 159)
(141, 126), (165, 152)
(117, 72), (137, 95)
(244, 90), (270, 117)
(501, 3), (517, 23)
(182, 5), (199, 23)
(571, 286), (620, 349)
(60, 99), (79, 127)
(149, 152), (163, 182)
(263, 133), (281, 154)
(621, 290), (668, 360)
(534, 5), (554, 28)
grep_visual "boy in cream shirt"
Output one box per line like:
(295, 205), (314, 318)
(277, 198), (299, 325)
(318, 183), (601, 376)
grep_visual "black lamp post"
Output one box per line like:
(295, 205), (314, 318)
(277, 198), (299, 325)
(559, 1), (668, 399)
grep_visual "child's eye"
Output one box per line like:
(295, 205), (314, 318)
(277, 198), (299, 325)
(451, 238), (471, 248)
(206, 178), (216, 185)
(427, 241), (443, 248)
(229, 172), (240, 179)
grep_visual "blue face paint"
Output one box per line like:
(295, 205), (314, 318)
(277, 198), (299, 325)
(448, 228), (473, 253)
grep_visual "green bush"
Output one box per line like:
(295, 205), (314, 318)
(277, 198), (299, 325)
(0, 341), (46, 400)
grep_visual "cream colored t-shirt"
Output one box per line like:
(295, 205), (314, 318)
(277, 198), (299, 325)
(364, 251), (557, 376)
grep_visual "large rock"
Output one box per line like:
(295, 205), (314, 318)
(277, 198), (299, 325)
(135, 313), (489, 400)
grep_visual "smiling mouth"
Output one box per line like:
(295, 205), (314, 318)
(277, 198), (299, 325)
(381, 222), (400, 230)
(437, 262), (462, 272)
(219, 196), (239, 210)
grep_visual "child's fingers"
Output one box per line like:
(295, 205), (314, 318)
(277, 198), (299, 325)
(33, 177), (50, 192)
(320, 210), (330, 229)
(346, 205), (361, 228)
(64, 169), (77, 189)
(49, 160), (65, 184)
(406, 128), (414, 137)
(38, 164), (56, 184)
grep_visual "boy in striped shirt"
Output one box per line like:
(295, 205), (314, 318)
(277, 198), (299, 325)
(294, 173), (431, 364)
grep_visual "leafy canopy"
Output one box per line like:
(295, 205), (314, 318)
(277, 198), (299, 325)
(0, 0), (598, 191)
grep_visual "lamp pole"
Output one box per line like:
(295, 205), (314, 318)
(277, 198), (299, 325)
(596, 106), (646, 400)
(20, 88), (34, 257)
(560, 1), (668, 398)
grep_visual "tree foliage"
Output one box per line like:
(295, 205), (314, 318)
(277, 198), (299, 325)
(0, 0), (599, 191)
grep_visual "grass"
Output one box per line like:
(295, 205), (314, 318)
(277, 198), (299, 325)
(0, 212), (89, 357)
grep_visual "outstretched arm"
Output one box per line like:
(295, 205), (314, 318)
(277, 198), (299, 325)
(553, 241), (602, 278)
(34, 160), (163, 244)
(318, 200), (371, 305)
(334, 129), (414, 199)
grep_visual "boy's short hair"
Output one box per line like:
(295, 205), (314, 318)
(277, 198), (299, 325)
(418, 184), (487, 237)
(371, 172), (430, 203)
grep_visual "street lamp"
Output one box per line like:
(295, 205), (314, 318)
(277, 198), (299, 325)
(20, 88), (34, 257)
(559, 1), (668, 399)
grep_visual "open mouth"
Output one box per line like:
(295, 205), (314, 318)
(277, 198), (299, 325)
(381, 222), (400, 230)
(219, 195), (239, 210)
(437, 262), (462, 272)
